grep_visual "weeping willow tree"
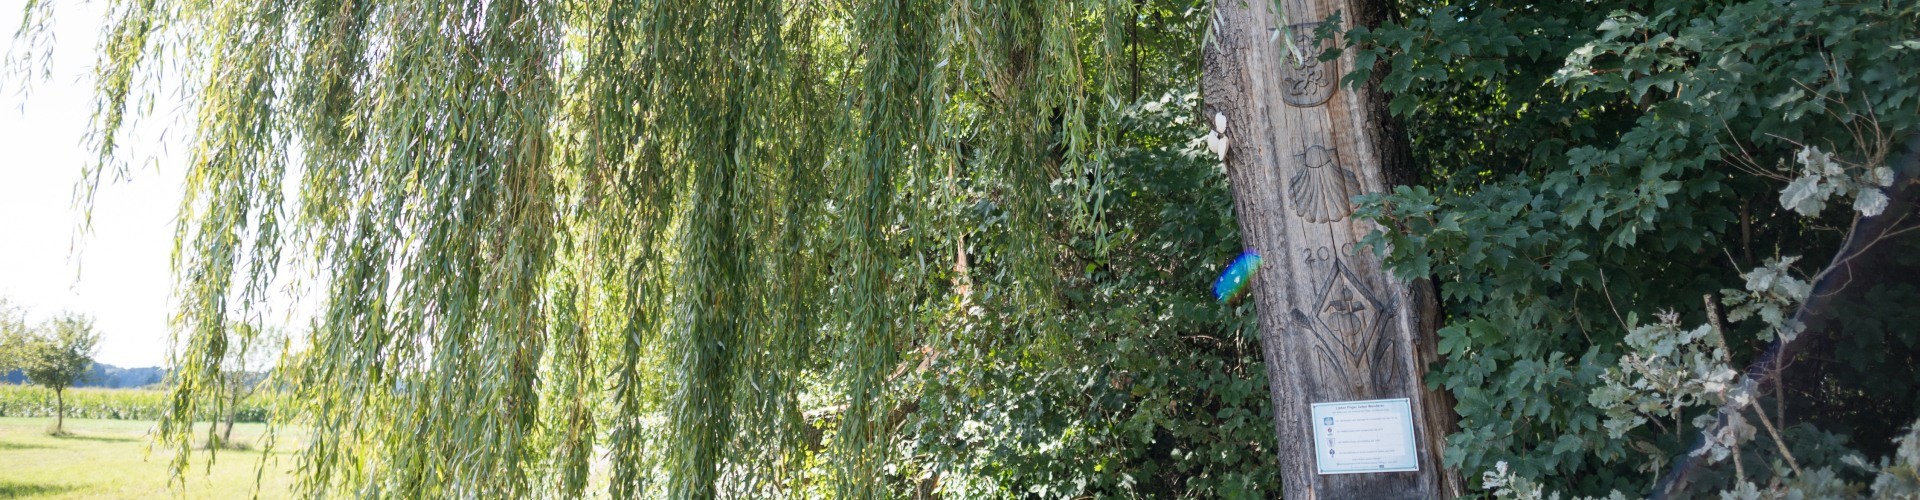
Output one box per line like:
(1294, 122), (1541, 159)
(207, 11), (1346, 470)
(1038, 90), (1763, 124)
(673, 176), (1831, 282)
(30, 0), (1147, 497)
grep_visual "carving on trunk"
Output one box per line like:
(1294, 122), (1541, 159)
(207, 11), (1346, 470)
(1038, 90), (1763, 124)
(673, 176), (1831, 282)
(1288, 145), (1362, 223)
(1308, 256), (1387, 378)
(1280, 22), (1337, 107)
(1205, 0), (1461, 495)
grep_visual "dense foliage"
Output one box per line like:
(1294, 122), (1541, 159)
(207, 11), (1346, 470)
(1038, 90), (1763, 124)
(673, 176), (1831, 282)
(905, 89), (1278, 498)
(0, 385), (269, 423)
(0, 300), (25, 370)
(23, 0), (1918, 497)
(1349, 0), (1920, 495)
(2, 363), (165, 388)
(0, 309), (102, 433)
(33, 0), (1284, 497)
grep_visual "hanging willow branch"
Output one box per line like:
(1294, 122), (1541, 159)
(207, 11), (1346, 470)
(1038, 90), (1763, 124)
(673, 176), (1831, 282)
(30, 0), (1134, 496)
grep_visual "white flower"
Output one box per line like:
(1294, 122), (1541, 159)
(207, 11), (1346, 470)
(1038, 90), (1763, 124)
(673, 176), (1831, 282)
(1871, 166), (1896, 187)
(1779, 173), (1829, 217)
(1854, 187), (1890, 217)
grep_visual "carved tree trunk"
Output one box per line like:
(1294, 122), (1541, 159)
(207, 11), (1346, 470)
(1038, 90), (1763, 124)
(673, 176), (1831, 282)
(1201, 0), (1462, 497)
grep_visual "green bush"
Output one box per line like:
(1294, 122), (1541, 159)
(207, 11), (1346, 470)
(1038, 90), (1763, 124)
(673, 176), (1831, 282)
(1349, 0), (1920, 496)
(900, 88), (1280, 498)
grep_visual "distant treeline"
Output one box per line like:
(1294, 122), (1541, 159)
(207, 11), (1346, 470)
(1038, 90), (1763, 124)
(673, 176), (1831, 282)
(1, 362), (165, 389)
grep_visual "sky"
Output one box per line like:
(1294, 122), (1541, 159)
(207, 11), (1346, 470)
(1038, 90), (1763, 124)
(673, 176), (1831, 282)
(1, 1), (191, 368)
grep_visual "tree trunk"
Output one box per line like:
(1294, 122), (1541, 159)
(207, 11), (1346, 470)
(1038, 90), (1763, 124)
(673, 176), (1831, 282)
(221, 409), (237, 445)
(222, 383), (241, 445)
(55, 388), (64, 433)
(1202, 0), (1461, 497)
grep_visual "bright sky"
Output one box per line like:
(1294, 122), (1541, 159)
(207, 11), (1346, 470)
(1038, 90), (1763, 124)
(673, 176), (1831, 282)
(0, 1), (188, 368)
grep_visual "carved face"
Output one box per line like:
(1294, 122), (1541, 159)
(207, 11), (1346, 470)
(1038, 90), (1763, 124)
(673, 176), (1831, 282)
(1280, 22), (1337, 108)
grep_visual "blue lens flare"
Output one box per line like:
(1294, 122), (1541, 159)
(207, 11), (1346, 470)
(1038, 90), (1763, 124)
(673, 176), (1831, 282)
(1212, 250), (1263, 302)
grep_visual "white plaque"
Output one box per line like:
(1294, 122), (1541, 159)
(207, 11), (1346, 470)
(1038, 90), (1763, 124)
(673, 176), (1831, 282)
(1310, 398), (1419, 474)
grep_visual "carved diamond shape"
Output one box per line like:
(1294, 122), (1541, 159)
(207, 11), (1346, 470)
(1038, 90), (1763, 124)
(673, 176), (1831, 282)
(1312, 258), (1385, 362)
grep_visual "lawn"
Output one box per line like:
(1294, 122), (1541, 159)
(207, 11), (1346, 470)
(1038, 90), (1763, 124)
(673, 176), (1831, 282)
(0, 417), (295, 499)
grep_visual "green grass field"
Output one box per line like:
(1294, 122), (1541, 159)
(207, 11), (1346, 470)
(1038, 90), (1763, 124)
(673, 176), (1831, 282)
(0, 417), (295, 499)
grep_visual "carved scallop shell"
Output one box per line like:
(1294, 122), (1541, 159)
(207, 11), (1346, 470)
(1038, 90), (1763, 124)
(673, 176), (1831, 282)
(1288, 145), (1361, 223)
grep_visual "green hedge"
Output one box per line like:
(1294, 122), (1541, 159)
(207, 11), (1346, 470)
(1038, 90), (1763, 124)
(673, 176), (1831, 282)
(0, 384), (269, 423)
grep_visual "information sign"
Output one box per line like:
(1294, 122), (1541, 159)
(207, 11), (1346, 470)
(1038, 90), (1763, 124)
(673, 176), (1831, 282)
(1310, 398), (1419, 474)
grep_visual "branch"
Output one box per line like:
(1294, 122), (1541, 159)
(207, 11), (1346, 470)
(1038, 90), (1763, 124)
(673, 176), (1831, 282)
(1652, 135), (1920, 498)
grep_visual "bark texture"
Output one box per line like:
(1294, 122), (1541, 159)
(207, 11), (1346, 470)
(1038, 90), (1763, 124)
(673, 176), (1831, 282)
(1201, 0), (1461, 497)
